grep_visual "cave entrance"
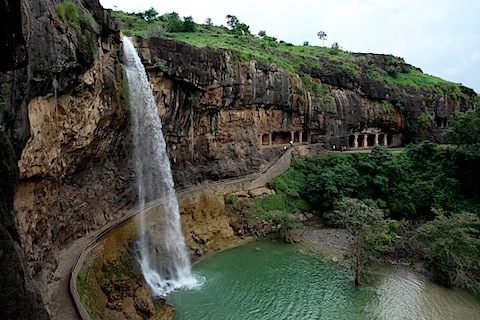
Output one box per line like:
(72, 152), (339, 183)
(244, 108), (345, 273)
(272, 131), (291, 145)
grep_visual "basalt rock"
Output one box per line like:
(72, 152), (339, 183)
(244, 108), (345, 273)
(2, 1), (478, 319)
(0, 129), (50, 320)
(130, 35), (477, 188)
(0, 0), (125, 317)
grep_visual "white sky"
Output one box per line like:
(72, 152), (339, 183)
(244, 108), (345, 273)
(99, 0), (480, 93)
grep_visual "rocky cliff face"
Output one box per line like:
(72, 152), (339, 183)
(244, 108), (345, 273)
(2, 1), (477, 318)
(0, 0), (126, 317)
(131, 36), (476, 186)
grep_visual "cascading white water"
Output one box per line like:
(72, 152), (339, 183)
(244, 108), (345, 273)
(122, 37), (202, 297)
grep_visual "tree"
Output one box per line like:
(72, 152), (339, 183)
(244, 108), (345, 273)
(325, 198), (393, 285)
(226, 14), (239, 29)
(161, 12), (183, 32)
(142, 7), (158, 21)
(443, 108), (480, 198)
(258, 30), (267, 38)
(317, 31), (327, 46)
(205, 17), (213, 29)
(226, 14), (250, 35)
(416, 209), (480, 296)
(444, 108), (480, 149)
(181, 16), (196, 32)
(302, 163), (365, 209)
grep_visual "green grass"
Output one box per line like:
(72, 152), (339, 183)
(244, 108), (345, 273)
(249, 168), (310, 219)
(110, 10), (469, 99)
(56, 0), (79, 29)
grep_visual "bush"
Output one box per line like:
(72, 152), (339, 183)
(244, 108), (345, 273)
(416, 209), (480, 297)
(56, 0), (79, 29)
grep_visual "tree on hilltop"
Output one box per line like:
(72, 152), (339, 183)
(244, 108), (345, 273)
(317, 30), (327, 46)
(142, 7), (158, 21)
(226, 14), (250, 35)
(205, 17), (213, 29)
(182, 16), (196, 32)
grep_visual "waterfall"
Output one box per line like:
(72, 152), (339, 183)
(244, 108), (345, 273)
(122, 37), (201, 297)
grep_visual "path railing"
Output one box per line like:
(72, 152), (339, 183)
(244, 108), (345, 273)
(69, 144), (321, 319)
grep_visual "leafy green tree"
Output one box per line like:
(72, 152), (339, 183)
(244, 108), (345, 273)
(226, 14), (239, 29)
(325, 198), (393, 285)
(444, 108), (480, 199)
(303, 163), (365, 209)
(142, 7), (158, 21)
(416, 209), (480, 296)
(182, 16), (196, 32)
(161, 12), (183, 32)
(258, 30), (267, 38)
(226, 14), (250, 35)
(444, 108), (480, 148)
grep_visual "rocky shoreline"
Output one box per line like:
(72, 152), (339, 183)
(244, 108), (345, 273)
(302, 227), (426, 273)
(303, 228), (353, 250)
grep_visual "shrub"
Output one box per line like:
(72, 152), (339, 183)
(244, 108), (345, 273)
(416, 209), (480, 297)
(56, 0), (79, 29)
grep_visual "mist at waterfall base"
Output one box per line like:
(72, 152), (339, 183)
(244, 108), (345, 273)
(122, 37), (204, 297)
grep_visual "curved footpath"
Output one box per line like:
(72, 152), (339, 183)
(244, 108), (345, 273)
(48, 144), (323, 319)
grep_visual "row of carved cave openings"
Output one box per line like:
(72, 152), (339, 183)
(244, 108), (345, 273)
(260, 131), (308, 146)
(259, 130), (402, 149)
(348, 132), (401, 148)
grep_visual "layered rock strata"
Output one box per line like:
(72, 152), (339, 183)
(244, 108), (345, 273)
(1, 1), (477, 318)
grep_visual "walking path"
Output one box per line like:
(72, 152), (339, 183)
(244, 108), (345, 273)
(49, 144), (320, 319)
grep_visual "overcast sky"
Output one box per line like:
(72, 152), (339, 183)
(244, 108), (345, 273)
(99, 0), (479, 93)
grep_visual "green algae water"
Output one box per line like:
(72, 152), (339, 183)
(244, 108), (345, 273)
(167, 239), (480, 319)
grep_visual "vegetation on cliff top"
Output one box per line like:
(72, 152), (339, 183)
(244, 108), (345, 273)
(109, 9), (477, 100)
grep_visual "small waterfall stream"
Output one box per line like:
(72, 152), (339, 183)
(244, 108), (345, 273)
(122, 37), (202, 297)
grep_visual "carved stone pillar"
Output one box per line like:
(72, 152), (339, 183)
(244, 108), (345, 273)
(354, 134), (359, 148)
(362, 134), (368, 148)
(374, 133), (379, 146)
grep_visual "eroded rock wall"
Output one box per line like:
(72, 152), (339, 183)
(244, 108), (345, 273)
(14, 25), (131, 315)
(1, 0), (129, 316)
(132, 35), (472, 186)
(3, 4), (477, 318)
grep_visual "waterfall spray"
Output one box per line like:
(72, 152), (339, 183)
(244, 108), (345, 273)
(122, 37), (202, 297)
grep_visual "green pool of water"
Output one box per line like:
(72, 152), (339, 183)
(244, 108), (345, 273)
(168, 239), (480, 319)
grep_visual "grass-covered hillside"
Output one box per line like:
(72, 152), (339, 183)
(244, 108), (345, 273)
(109, 9), (477, 100)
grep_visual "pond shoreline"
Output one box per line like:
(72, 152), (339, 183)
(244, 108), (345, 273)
(301, 227), (427, 274)
(303, 228), (353, 250)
